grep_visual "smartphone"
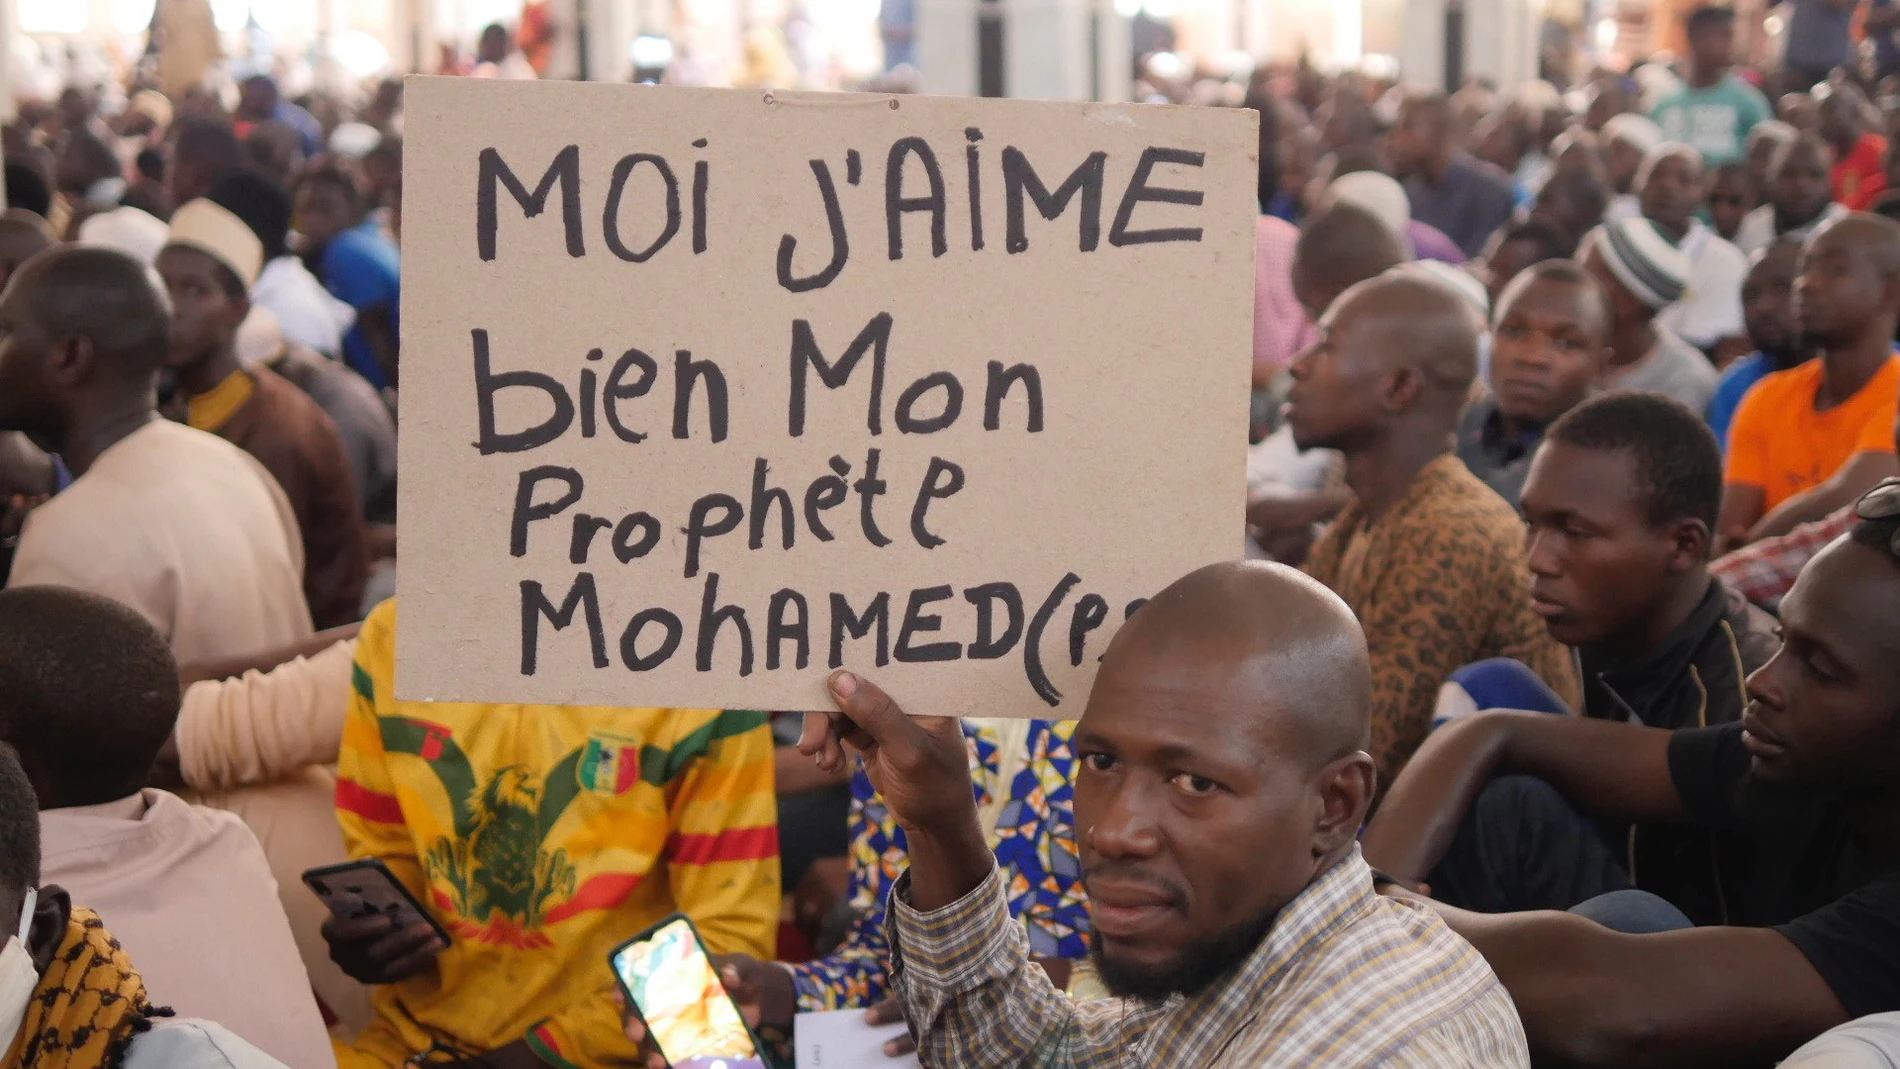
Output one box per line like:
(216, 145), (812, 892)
(609, 914), (767, 1069)
(301, 859), (451, 944)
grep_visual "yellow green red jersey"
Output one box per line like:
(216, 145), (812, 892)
(335, 600), (780, 1069)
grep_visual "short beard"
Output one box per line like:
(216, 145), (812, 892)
(1090, 904), (1280, 1002)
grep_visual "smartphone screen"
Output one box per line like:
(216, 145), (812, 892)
(611, 917), (764, 1069)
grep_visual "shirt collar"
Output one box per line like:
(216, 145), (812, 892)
(1584, 576), (1726, 720)
(1477, 402), (1543, 459)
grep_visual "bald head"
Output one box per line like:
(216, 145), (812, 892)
(1336, 271), (1482, 402)
(1285, 270), (1481, 454)
(0, 218), (52, 295)
(7, 247), (172, 376)
(1101, 561), (1372, 768)
(1810, 212), (1900, 271)
(1291, 203), (1409, 320)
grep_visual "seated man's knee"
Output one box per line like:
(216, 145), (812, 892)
(1569, 889), (1693, 935)
(1435, 659), (1571, 730)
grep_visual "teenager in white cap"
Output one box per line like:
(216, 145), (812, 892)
(1579, 216), (1720, 411)
(1637, 143), (1751, 356)
(157, 198), (368, 631)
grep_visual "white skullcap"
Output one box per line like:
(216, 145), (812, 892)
(1590, 218), (1691, 310)
(1749, 120), (1799, 148)
(75, 206), (169, 266)
(1325, 170), (1412, 234)
(1603, 113), (1664, 154)
(166, 199), (264, 291)
(236, 305), (286, 368)
(328, 121), (382, 159)
(1395, 260), (1490, 321)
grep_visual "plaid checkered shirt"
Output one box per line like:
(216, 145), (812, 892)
(888, 846), (1529, 1068)
(1711, 506), (1857, 606)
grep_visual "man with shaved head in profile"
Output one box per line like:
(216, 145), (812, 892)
(793, 561), (1530, 1066)
(1288, 272), (1580, 787)
(0, 245), (310, 661)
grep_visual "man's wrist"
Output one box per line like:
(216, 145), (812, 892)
(903, 814), (995, 913)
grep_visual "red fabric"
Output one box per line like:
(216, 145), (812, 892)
(1834, 133), (1889, 210)
(335, 777), (403, 824)
(666, 825), (782, 865)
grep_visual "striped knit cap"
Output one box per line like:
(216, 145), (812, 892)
(1591, 217), (1690, 310)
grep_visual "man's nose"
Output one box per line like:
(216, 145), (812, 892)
(1086, 779), (1164, 861)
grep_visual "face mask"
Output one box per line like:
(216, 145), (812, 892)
(0, 888), (41, 1057)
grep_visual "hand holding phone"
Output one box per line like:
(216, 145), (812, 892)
(304, 859), (449, 985)
(610, 915), (768, 1069)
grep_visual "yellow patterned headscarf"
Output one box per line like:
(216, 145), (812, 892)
(2, 908), (167, 1069)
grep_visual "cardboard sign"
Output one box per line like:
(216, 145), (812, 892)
(396, 75), (1256, 717)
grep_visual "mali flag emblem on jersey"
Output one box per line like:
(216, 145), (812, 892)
(579, 737), (641, 796)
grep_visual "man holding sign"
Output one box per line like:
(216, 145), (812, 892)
(380, 72), (1259, 1069)
(795, 561), (1530, 1066)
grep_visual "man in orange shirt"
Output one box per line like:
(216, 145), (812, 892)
(1719, 213), (1900, 549)
(1819, 84), (1887, 211)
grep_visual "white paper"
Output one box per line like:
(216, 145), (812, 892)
(793, 1009), (921, 1069)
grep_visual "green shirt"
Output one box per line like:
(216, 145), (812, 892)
(1651, 77), (1774, 164)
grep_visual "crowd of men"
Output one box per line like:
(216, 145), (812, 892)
(1, 4), (1900, 1068)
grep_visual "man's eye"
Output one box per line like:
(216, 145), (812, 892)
(1170, 773), (1219, 795)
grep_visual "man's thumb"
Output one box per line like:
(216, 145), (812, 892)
(827, 671), (908, 737)
(719, 961), (757, 1000)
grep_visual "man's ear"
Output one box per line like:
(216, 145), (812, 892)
(26, 885), (70, 976)
(1314, 751), (1377, 856)
(44, 336), (94, 391)
(1670, 518), (1713, 572)
(1382, 367), (1423, 413)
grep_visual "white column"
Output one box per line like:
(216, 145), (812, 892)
(1006, 0), (1092, 99)
(581, 0), (636, 80)
(1240, 0), (1270, 58)
(0, 0), (13, 123)
(916, 0), (978, 96)
(545, 0), (584, 77)
(1398, 0), (1444, 88)
(1462, 0), (1540, 86)
(1094, 0), (1129, 100)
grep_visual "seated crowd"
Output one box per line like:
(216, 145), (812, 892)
(4, 10), (1900, 1069)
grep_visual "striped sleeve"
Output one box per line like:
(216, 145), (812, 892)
(334, 601), (423, 884)
(662, 709), (782, 959)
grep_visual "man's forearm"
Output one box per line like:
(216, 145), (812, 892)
(905, 816), (1000, 914)
(1752, 486), (1852, 543)
(1428, 903), (1633, 1067)
(1752, 453), (1900, 543)
(177, 624), (362, 688)
(1361, 716), (1513, 882)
